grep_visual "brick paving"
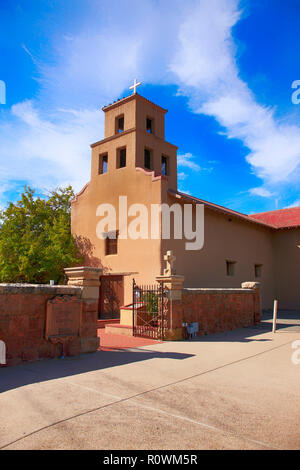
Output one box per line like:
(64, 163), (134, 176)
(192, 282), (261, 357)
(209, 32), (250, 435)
(97, 328), (161, 351)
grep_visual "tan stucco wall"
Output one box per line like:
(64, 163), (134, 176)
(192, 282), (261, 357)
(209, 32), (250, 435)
(91, 130), (136, 176)
(104, 97), (136, 139)
(71, 165), (164, 305)
(135, 130), (177, 190)
(103, 93), (167, 140)
(272, 228), (300, 309)
(161, 194), (275, 309)
(73, 94), (176, 306)
(98, 95), (177, 191)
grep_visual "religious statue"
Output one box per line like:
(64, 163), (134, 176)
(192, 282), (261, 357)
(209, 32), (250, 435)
(164, 250), (176, 276)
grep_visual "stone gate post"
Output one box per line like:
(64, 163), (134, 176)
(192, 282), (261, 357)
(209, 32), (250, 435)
(64, 266), (103, 352)
(156, 251), (185, 340)
(241, 281), (261, 324)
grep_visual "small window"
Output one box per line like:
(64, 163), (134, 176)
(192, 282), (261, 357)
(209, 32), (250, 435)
(116, 115), (124, 134)
(99, 154), (108, 174)
(117, 148), (126, 168)
(161, 155), (169, 176)
(105, 231), (118, 255)
(144, 148), (152, 170)
(146, 118), (153, 134)
(255, 264), (262, 278)
(226, 260), (236, 276)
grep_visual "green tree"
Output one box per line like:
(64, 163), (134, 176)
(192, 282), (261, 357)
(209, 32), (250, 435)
(0, 186), (83, 284)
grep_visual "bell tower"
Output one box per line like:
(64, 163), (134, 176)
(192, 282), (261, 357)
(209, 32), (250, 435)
(90, 82), (178, 190)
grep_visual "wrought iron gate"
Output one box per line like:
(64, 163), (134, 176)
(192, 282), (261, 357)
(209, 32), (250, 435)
(132, 279), (169, 340)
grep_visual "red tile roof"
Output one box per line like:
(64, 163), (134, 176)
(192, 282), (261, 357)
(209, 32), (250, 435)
(249, 206), (300, 228)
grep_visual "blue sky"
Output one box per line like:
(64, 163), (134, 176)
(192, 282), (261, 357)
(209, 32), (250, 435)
(0, 0), (300, 214)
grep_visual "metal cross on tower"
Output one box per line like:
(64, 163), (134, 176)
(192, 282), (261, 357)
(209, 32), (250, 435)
(129, 78), (142, 94)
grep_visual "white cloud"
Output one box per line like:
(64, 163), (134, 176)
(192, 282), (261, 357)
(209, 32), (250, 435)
(0, 0), (185, 198)
(0, 101), (103, 193)
(170, 0), (240, 90)
(35, 0), (185, 109)
(1, 0), (300, 205)
(178, 187), (191, 195)
(177, 153), (201, 171)
(170, 0), (300, 186)
(0, 183), (12, 211)
(249, 187), (274, 198)
(178, 172), (187, 181)
(287, 199), (300, 208)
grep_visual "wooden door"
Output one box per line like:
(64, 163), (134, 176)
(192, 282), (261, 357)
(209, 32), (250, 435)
(99, 276), (124, 319)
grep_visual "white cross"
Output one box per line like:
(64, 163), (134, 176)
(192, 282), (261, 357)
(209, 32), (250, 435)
(129, 78), (142, 94)
(164, 250), (176, 276)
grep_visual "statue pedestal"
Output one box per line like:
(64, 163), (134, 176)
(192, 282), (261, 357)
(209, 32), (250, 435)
(156, 275), (184, 301)
(156, 274), (185, 340)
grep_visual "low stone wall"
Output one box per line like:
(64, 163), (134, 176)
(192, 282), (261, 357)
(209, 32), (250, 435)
(0, 283), (100, 366)
(170, 284), (261, 338)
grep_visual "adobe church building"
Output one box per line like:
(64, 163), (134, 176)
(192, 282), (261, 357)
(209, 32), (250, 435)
(71, 88), (300, 318)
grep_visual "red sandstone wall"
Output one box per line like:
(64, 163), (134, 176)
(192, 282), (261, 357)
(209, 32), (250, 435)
(0, 285), (99, 366)
(172, 288), (260, 336)
(80, 300), (100, 353)
(1, 292), (58, 366)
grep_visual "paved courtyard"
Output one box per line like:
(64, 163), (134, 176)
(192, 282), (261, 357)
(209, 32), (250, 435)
(1, 314), (300, 450)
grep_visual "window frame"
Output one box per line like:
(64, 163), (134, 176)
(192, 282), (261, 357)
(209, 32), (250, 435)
(105, 230), (119, 256)
(117, 146), (127, 169)
(226, 260), (236, 277)
(144, 147), (153, 170)
(254, 264), (263, 278)
(98, 153), (108, 175)
(161, 154), (169, 176)
(146, 116), (154, 134)
(115, 114), (124, 134)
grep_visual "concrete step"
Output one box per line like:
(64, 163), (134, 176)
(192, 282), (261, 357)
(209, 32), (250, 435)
(105, 324), (133, 336)
(97, 318), (120, 329)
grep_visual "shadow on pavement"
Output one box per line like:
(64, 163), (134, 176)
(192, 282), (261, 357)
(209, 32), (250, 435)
(188, 325), (273, 344)
(188, 309), (300, 344)
(0, 348), (194, 394)
(2, 310), (299, 394)
(260, 309), (300, 333)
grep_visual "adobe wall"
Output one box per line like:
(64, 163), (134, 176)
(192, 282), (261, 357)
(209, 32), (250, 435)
(0, 283), (99, 367)
(72, 93), (178, 307)
(272, 228), (300, 309)
(71, 166), (164, 306)
(161, 194), (275, 310)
